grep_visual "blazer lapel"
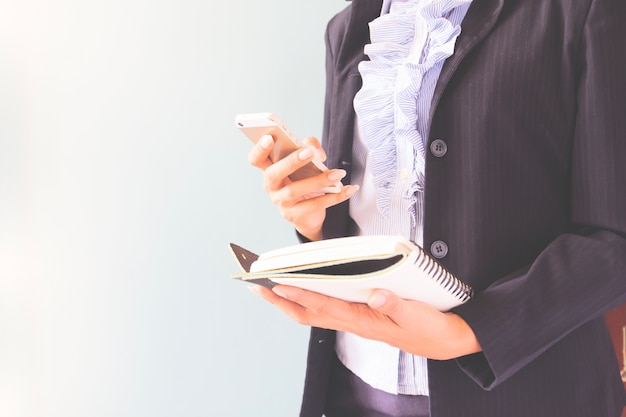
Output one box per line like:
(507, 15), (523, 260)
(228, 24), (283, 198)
(429, 0), (505, 126)
(326, 0), (382, 171)
(336, 0), (382, 75)
(323, 0), (382, 239)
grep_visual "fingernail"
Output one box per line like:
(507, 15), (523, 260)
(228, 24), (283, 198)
(368, 292), (387, 308)
(247, 285), (262, 295)
(345, 185), (359, 197)
(328, 169), (346, 182)
(260, 135), (273, 149)
(272, 286), (287, 298)
(314, 148), (327, 162)
(299, 147), (314, 160)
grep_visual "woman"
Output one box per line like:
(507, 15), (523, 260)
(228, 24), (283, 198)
(247, 0), (626, 416)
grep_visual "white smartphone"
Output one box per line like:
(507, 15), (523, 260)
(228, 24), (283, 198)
(235, 112), (342, 193)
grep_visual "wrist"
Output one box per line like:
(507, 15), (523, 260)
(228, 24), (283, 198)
(445, 312), (482, 358)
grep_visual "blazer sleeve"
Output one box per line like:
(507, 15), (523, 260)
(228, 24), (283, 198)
(452, 0), (626, 390)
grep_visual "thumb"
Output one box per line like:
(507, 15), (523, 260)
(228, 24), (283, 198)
(367, 289), (402, 316)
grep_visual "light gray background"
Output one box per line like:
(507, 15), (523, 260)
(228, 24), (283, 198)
(0, 1), (347, 416)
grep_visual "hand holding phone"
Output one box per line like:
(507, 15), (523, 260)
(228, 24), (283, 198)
(235, 112), (342, 194)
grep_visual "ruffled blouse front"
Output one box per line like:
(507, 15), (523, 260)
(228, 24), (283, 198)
(353, 0), (472, 219)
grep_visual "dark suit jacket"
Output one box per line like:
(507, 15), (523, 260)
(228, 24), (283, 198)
(299, 0), (626, 416)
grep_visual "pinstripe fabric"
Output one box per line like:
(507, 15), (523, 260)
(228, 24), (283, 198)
(300, 0), (626, 416)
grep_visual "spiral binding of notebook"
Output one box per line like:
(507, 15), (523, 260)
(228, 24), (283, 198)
(413, 246), (474, 303)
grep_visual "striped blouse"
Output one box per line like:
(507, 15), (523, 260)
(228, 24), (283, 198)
(336, 0), (472, 396)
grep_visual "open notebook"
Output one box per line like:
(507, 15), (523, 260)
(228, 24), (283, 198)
(230, 235), (473, 312)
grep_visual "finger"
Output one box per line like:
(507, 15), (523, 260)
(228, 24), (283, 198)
(271, 169), (350, 202)
(295, 184), (359, 209)
(272, 285), (370, 323)
(249, 284), (309, 312)
(272, 285), (335, 313)
(248, 134), (275, 170)
(302, 137), (327, 162)
(289, 186), (359, 225)
(249, 284), (291, 304)
(263, 146), (318, 191)
(367, 289), (404, 318)
(272, 185), (359, 230)
(251, 285), (323, 326)
(301, 136), (321, 148)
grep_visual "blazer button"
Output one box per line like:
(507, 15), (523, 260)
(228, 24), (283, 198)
(430, 139), (448, 157)
(430, 240), (449, 259)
